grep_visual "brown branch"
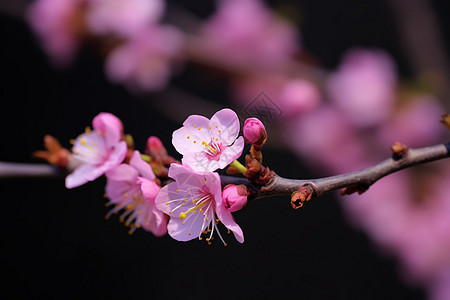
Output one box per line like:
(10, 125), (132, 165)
(1, 143), (449, 205)
(222, 142), (450, 202)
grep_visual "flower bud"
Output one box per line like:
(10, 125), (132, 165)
(146, 136), (167, 158)
(243, 118), (267, 144)
(223, 184), (248, 212)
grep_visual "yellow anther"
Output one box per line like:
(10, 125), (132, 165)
(179, 212), (187, 219)
(209, 127), (211, 129)
(137, 211), (141, 215)
(189, 232), (192, 235)
(198, 128), (201, 130)
(80, 138), (86, 145)
(182, 221), (185, 224)
(206, 217), (209, 220)
(70, 139), (75, 145)
(165, 202), (168, 205)
(216, 138), (218, 141)
(176, 189), (179, 193)
(186, 191), (189, 193)
(85, 127), (92, 134)
(193, 141), (196, 144)
(194, 125), (196, 128)
(124, 193), (128, 197)
(187, 136), (190, 139)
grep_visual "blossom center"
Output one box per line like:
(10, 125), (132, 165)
(202, 140), (224, 161)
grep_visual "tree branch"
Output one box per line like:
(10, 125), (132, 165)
(1, 143), (449, 205)
(222, 142), (450, 202)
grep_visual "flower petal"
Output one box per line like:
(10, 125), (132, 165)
(172, 115), (211, 154)
(66, 164), (105, 188)
(105, 163), (138, 183)
(103, 141), (128, 169)
(217, 136), (244, 167)
(215, 203), (244, 243)
(167, 212), (210, 242)
(130, 150), (155, 180)
(139, 177), (160, 203)
(210, 108), (240, 145)
(142, 206), (168, 237)
(92, 112), (123, 148)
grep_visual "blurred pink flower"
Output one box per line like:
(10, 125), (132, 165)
(155, 163), (244, 244)
(232, 75), (321, 119)
(172, 109), (244, 172)
(377, 95), (445, 148)
(26, 0), (86, 66)
(327, 48), (397, 128)
(105, 151), (168, 236)
(105, 25), (184, 92)
(200, 0), (299, 70)
(284, 106), (370, 174)
(66, 112), (127, 188)
(86, 0), (165, 37)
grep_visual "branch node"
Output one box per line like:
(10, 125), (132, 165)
(391, 141), (408, 159)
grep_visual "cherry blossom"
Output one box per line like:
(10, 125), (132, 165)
(200, 0), (299, 70)
(26, 0), (86, 66)
(155, 163), (244, 244)
(65, 112), (127, 188)
(105, 25), (184, 92)
(172, 108), (244, 172)
(105, 151), (167, 236)
(86, 0), (165, 37)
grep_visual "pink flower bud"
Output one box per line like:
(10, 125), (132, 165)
(223, 184), (248, 212)
(146, 136), (167, 158)
(243, 117), (267, 144)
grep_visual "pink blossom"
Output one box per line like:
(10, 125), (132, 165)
(155, 163), (244, 244)
(65, 112), (127, 188)
(105, 151), (167, 236)
(26, 0), (85, 66)
(86, 0), (165, 37)
(200, 0), (299, 70)
(284, 106), (370, 174)
(377, 95), (445, 148)
(231, 76), (320, 119)
(327, 48), (397, 128)
(243, 117), (266, 144)
(105, 25), (184, 92)
(172, 108), (244, 172)
(222, 185), (248, 212)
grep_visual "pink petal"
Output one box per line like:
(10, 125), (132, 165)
(139, 177), (160, 203)
(65, 164), (105, 188)
(210, 108), (240, 145)
(172, 115), (211, 154)
(142, 206), (168, 237)
(215, 202), (244, 243)
(92, 112), (124, 148)
(167, 213), (209, 242)
(129, 150), (155, 180)
(155, 183), (175, 214)
(103, 141), (128, 169)
(181, 152), (219, 172)
(105, 163), (138, 183)
(218, 136), (244, 166)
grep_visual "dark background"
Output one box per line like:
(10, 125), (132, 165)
(3, 0), (449, 298)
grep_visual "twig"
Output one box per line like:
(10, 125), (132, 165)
(1, 142), (449, 205)
(0, 161), (62, 179)
(222, 142), (450, 202)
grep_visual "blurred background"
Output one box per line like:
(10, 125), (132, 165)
(1, 0), (450, 298)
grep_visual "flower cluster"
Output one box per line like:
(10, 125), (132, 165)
(47, 109), (269, 245)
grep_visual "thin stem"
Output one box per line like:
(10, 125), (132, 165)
(1, 142), (449, 204)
